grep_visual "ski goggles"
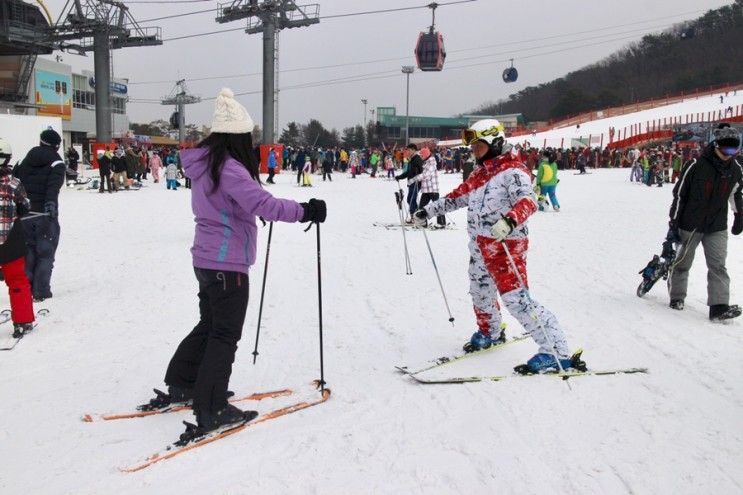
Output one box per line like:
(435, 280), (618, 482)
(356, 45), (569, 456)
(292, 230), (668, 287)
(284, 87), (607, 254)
(719, 145), (741, 157)
(461, 124), (505, 146)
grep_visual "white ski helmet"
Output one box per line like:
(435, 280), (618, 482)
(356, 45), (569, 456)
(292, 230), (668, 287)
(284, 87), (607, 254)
(0, 138), (11, 160)
(462, 119), (506, 146)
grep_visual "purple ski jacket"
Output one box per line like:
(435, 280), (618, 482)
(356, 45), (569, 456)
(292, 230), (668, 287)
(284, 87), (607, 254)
(182, 148), (304, 274)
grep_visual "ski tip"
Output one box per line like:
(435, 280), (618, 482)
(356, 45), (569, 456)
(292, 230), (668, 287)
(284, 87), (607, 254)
(81, 414), (93, 423)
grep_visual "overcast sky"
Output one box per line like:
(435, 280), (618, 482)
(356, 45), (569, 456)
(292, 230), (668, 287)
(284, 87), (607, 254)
(40, 0), (733, 132)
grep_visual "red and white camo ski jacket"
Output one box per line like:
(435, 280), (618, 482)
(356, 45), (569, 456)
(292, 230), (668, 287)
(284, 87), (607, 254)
(424, 148), (537, 239)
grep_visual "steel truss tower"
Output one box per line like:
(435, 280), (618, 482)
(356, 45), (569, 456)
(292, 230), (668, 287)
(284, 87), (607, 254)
(48, 0), (162, 142)
(216, 0), (319, 144)
(161, 79), (201, 146)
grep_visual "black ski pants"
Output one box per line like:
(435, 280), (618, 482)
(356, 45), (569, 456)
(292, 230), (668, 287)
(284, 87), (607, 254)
(22, 216), (60, 299)
(165, 268), (249, 413)
(419, 193), (446, 226)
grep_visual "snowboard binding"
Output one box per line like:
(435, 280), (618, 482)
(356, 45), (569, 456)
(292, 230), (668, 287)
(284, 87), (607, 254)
(637, 240), (676, 297)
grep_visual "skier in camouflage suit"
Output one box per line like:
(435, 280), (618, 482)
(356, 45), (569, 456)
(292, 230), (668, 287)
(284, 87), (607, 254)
(413, 119), (582, 373)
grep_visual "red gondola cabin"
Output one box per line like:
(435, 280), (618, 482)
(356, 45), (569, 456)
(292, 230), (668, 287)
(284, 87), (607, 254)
(415, 31), (446, 72)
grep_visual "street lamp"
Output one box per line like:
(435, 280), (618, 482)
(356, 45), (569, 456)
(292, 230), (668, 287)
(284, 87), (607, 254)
(402, 66), (414, 146)
(361, 98), (368, 146)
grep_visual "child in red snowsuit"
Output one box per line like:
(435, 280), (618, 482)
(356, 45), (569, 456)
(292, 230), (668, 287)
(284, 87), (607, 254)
(0, 139), (35, 337)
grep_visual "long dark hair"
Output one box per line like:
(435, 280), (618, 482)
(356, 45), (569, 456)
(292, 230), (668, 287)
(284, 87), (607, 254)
(198, 132), (261, 191)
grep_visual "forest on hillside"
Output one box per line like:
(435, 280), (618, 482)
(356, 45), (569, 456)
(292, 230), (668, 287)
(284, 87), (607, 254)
(472, 0), (743, 122)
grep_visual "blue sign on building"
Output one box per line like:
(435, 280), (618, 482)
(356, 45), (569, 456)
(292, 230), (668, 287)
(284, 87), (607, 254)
(88, 77), (128, 95)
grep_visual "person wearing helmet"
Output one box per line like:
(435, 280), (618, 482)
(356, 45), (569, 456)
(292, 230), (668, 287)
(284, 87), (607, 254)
(0, 139), (35, 337)
(412, 119), (583, 374)
(12, 128), (66, 302)
(667, 123), (743, 321)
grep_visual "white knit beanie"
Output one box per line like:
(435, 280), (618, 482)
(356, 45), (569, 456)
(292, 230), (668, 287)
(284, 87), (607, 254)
(211, 88), (254, 134)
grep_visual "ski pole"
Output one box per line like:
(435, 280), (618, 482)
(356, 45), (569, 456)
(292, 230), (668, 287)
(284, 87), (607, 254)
(314, 222), (326, 394)
(394, 189), (413, 275)
(420, 228), (455, 326)
(20, 211), (50, 221)
(252, 222), (273, 364)
(501, 241), (571, 390)
(393, 180), (413, 274)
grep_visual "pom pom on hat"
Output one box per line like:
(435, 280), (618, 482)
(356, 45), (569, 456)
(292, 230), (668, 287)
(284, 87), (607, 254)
(211, 88), (255, 134)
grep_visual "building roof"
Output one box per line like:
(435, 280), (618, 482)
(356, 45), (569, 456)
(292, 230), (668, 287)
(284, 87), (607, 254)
(377, 107), (525, 128)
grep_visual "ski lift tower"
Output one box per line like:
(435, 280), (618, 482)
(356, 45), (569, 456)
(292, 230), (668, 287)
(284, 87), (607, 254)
(216, 0), (319, 144)
(47, 0), (162, 142)
(161, 80), (201, 146)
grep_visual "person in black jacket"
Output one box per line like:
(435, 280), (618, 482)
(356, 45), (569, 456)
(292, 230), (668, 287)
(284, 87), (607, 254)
(98, 147), (113, 193)
(667, 123), (743, 321)
(112, 148), (128, 190)
(12, 129), (66, 302)
(395, 144), (424, 222)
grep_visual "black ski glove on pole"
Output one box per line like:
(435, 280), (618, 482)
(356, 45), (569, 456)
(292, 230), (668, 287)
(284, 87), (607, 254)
(300, 198), (327, 223)
(732, 213), (743, 236)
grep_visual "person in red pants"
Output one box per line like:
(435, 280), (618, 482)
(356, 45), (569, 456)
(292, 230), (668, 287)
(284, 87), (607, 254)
(0, 139), (35, 337)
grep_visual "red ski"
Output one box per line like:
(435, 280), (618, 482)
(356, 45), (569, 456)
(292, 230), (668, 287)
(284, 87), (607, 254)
(121, 383), (330, 473)
(81, 389), (292, 422)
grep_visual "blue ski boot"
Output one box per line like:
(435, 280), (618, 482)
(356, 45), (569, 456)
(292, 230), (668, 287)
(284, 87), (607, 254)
(463, 324), (506, 353)
(514, 349), (587, 375)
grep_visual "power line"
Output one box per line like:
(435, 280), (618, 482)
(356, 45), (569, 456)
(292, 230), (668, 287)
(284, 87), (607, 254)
(130, 27), (679, 106)
(143, 1), (476, 34)
(130, 19), (684, 86)
(128, 0), (212, 4)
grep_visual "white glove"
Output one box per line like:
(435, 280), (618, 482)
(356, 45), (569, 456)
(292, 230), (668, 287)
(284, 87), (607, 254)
(413, 209), (428, 228)
(490, 217), (516, 241)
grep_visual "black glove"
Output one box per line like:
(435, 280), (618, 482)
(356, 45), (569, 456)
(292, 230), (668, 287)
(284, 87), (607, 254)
(732, 213), (743, 236)
(661, 240), (675, 260)
(300, 198), (327, 223)
(666, 221), (680, 243)
(44, 202), (58, 220)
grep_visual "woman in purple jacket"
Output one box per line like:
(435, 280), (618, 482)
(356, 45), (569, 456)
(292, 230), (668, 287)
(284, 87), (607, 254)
(140, 89), (326, 435)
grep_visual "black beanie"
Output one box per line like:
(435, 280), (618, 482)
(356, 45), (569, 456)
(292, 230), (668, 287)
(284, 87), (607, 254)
(40, 129), (61, 147)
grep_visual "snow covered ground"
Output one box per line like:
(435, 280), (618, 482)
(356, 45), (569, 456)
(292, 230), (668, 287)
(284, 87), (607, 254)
(0, 168), (741, 494)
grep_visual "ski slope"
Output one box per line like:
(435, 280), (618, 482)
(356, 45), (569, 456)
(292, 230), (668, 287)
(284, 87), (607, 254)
(0, 169), (741, 494)
(515, 89), (743, 148)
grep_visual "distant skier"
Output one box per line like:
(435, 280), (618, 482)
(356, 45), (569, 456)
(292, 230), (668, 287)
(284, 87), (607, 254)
(302, 156), (313, 187)
(0, 139), (35, 337)
(666, 123), (743, 321)
(139, 88), (327, 436)
(395, 144), (424, 223)
(267, 147), (277, 184)
(413, 119), (584, 374)
(411, 148), (445, 229)
(536, 149), (560, 212)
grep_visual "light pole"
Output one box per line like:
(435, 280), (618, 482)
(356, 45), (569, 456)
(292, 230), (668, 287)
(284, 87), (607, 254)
(402, 66), (414, 146)
(361, 98), (368, 146)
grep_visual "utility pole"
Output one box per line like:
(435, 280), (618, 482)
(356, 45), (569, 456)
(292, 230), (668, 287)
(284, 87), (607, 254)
(216, 1), (319, 145)
(402, 66), (414, 146)
(161, 80), (201, 145)
(48, 1), (162, 143)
